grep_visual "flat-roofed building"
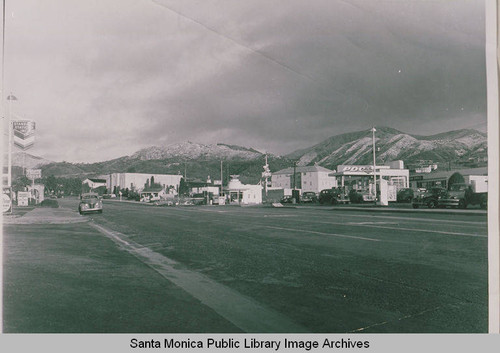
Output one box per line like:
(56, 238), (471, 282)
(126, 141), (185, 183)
(271, 165), (337, 194)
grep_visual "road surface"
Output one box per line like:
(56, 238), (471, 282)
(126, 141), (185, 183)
(3, 198), (488, 333)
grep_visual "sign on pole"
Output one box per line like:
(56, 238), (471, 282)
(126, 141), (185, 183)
(13, 120), (36, 150)
(26, 169), (42, 180)
(17, 191), (30, 207)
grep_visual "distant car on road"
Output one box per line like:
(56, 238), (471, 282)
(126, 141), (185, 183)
(79, 193), (103, 215)
(412, 187), (448, 209)
(301, 191), (318, 203)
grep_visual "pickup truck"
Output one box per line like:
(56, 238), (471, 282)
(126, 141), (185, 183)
(441, 183), (487, 209)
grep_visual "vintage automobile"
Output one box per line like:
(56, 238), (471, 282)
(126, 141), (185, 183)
(320, 187), (350, 205)
(411, 187), (448, 209)
(301, 191), (318, 203)
(440, 183), (488, 209)
(280, 195), (295, 204)
(79, 193), (103, 215)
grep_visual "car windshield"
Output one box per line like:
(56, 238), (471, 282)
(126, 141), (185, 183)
(82, 195), (98, 201)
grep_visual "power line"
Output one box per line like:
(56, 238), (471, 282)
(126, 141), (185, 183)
(150, 0), (368, 106)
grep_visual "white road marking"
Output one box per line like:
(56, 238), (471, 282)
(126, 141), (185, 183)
(265, 226), (380, 242)
(89, 222), (308, 333)
(350, 306), (443, 333)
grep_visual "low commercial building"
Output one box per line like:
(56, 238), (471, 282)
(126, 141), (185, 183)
(82, 178), (107, 194)
(330, 161), (409, 189)
(271, 166), (337, 194)
(108, 173), (183, 194)
(329, 161), (409, 203)
(409, 167), (487, 190)
(226, 175), (262, 205)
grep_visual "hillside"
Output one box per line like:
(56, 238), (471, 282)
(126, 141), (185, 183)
(14, 127), (487, 182)
(286, 127), (487, 169)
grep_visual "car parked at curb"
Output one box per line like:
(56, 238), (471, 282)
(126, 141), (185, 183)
(79, 193), (103, 215)
(301, 191), (318, 203)
(411, 187), (448, 209)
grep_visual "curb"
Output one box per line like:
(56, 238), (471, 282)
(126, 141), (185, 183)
(292, 205), (487, 216)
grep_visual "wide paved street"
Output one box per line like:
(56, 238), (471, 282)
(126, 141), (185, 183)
(3, 198), (488, 333)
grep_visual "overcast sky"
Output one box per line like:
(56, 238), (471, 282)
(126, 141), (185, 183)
(4, 0), (487, 163)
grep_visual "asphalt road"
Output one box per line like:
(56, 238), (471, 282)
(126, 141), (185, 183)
(3, 198), (488, 333)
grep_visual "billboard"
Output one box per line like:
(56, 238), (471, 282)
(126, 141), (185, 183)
(27, 169), (42, 180)
(12, 120), (36, 150)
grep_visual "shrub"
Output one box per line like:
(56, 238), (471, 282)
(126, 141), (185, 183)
(40, 199), (59, 208)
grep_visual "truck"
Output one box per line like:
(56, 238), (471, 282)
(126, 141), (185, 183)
(442, 178), (488, 209)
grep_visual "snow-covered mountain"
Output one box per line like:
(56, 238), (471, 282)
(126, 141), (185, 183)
(132, 141), (264, 161)
(287, 127), (487, 168)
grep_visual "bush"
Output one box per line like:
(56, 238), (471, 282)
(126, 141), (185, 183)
(349, 190), (364, 203)
(40, 199), (59, 208)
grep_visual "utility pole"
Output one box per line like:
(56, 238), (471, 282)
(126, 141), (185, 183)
(371, 127), (377, 203)
(220, 160), (223, 194)
(293, 160), (297, 190)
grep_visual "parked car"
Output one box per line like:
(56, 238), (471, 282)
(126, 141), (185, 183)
(412, 187), (448, 209)
(79, 193), (103, 215)
(319, 188), (350, 205)
(396, 188), (414, 203)
(280, 195), (294, 204)
(301, 191), (318, 203)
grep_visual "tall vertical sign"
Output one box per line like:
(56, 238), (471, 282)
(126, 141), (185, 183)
(12, 120), (35, 150)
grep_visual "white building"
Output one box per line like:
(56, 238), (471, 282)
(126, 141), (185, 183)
(82, 178), (107, 190)
(271, 165), (337, 193)
(108, 173), (183, 194)
(332, 163), (409, 190)
(226, 175), (262, 205)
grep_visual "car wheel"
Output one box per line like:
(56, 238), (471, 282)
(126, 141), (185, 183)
(412, 204), (419, 209)
(458, 199), (467, 209)
(428, 200), (437, 209)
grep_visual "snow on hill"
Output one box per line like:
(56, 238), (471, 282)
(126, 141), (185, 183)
(132, 141), (263, 161)
(287, 127), (487, 168)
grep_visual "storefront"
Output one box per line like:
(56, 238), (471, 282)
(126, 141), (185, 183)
(226, 175), (262, 205)
(329, 162), (409, 203)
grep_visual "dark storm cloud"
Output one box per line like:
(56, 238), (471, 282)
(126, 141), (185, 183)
(6, 0), (487, 162)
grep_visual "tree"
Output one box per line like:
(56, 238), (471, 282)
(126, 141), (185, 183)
(44, 175), (58, 194)
(448, 172), (465, 190)
(12, 176), (31, 192)
(179, 177), (189, 195)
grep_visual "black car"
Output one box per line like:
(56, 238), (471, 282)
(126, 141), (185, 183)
(301, 191), (318, 203)
(319, 187), (350, 205)
(396, 188), (414, 203)
(412, 187), (448, 209)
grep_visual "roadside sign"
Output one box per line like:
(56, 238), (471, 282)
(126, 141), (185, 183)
(3, 187), (12, 213)
(13, 120), (36, 150)
(27, 169), (42, 180)
(18, 191), (30, 206)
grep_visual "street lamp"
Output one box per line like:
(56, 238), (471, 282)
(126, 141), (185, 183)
(6, 93), (16, 187)
(371, 127), (377, 203)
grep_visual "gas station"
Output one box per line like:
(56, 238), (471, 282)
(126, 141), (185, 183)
(329, 161), (410, 205)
